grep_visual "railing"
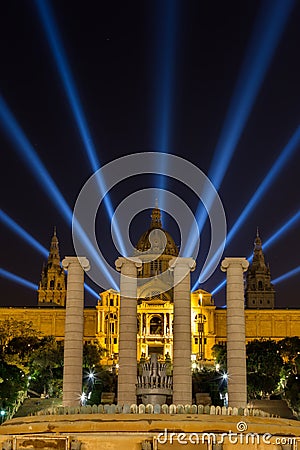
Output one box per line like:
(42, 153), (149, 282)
(35, 403), (272, 417)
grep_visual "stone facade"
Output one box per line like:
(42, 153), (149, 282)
(1, 214), (299, 367)
(2, 302), (300, 367)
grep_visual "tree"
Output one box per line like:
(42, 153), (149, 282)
(4, 335), (40, 374)
(0, 360), (27, 410)
(278, 337), (300, 373)
(246, 339), (283, 398)
(0, 320), (42, 412)
(29, 336), (64, 397)
(212, 344), (227, 370)
(83, 342), (104, 369)
(0, 319), (40, 348)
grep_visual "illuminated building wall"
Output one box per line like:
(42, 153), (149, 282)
(1, 207), (299, 366)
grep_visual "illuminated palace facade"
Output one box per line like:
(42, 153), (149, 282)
(1, 206), (300, 366)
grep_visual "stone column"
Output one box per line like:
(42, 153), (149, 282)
(62, 256), (90, 407)
(221, 257), (249, 408)
(170, 257), (196, 405)
(115, 257), (142, 405)
(163, 313), (167, 336)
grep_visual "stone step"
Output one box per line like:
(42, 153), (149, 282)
(251, 399), (295, 419)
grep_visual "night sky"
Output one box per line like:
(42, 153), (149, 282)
(1, 0), (299, 308)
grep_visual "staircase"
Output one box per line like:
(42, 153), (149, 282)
(251, 400), (295, 419)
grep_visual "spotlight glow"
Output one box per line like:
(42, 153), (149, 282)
(260, 210), (300, 254)
(192, 126), (300, 291)
(0, 210), (99, 298)
(151, 0), (180, 209)
(248, 210), (300, 262)
(0, 96), (72, 224)
(211, 279), (226, 296)
(208, 0), (295, 190)
(34, 0), (126, 256)
(273, 266), (300, 285)
(185, 0), (295, 258)
(210, 209), (300, 296)
(0, 210), (48, 258)
(0, 97), (118, 289)
(84, 283), (99, 300)
(0, 268), (38, 291)
(152, 0), (179, 154)
(227, 127), (300, 247)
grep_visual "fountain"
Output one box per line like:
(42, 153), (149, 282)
(136, 354), (173, 405)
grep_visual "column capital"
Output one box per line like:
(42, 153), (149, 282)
(221, 257), (249, 273)
(115, 256), (142, 272)
(62, 256), (90, 272)
(169, 257), (196, 272)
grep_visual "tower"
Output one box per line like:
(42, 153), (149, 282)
(115, 206), (195, 404)
(135, 206), (179, 360)
(245, 230), (275, 308)
(37, 229), (66, 306)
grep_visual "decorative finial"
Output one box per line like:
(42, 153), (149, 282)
(53, 226), (57, 236)
(151, 205), (162, 228)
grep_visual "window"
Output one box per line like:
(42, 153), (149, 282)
(150, 315), (163, 335)
(195, 314), (206, 321)
(150, 260), (162, 275)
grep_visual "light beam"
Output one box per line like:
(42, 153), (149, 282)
(84, 283), (99, 300)
(0, 97), (118, 290)
(0, 210), (48, 258)
(273, 266), (300, 285)
(151, 0), (180, 214)
(0, 210), (100, 298)
(192, 126), (300, 290)
(185, 0), (295, 257)
(226, 127), (300, 247)
(0, 269), (38, 291)
(152, 0), (179, 155)
(211, 279), (226, 296)
(209, 209), (300, 296)
(259, 210), (300, 253)
(248, 209), (300, 262)
(34, 0), (126, 256)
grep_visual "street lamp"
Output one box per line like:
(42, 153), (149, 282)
(0, 410), (5, 423)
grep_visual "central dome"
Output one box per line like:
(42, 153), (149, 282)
(135, 206), (179, 257)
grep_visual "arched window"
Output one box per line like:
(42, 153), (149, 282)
(150, 315), (163, 335)
(105, 313), (118, 334)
